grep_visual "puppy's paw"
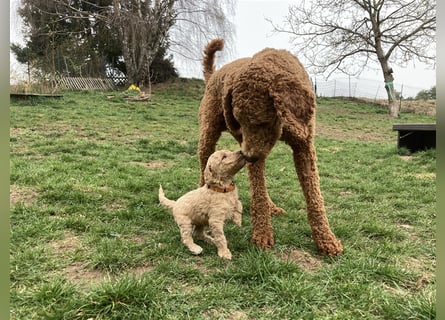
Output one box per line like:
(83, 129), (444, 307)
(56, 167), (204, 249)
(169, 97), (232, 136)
(233, 216), (242, 227)
(188, 244), (203, 255)
(218, 249), (232, 260)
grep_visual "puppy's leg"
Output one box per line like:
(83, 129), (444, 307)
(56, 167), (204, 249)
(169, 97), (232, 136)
(178, 222), (203, 255)
(232, 200), (243, 227)
(209, 219), (232, 260)
(193, 225), (214, 244)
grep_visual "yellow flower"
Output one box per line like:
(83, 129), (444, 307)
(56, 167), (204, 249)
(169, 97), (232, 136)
(127, 84), (141, 92)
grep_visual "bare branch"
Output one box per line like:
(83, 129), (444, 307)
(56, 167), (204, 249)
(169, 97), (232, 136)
(270, 0), (436, 78)
(269, 0), (436, 117)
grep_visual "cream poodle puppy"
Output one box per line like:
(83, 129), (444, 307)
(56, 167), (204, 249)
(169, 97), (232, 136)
(159, 150), (246, 260)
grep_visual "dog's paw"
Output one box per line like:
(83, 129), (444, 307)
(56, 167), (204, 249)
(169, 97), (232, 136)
(252, 231), (275, 249)
(270, 206), (286, 216)
(233, 216), (242, 227)
(188, 244), (203, 255)
(268, 202), (286, 216)
(316, 237), (343, 257)
(218, 249), (232, 260)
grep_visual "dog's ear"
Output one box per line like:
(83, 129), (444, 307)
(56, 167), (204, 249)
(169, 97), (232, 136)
(204, 163), (222, 187)
(269, 77), (315, 123)
(223, 88), (241, 133)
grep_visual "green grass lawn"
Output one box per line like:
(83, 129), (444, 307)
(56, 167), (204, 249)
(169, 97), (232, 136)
(10, 79), (436, 319)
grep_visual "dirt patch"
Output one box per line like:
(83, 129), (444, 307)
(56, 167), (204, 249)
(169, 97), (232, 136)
(128, 160), (169, 169)
(405, 257), (435, 290)
(48, 231), (106, 288)
(380, 256), (435, 296)
(396, 223), (419, 242)
(101, 200), (127, 211)
(65, 262), (108, 289)
(131, 263), (155, 276)
(227, 311), (248, 320)
(382, 256), (434, 295)
(128, 234), (147, 245)
(64, 262), (155, 289)
(414, 172), (435, 180)
(277, 248), (323, 272)
(203, 310), (248, 320)
(49, 232), (155, 288)
(10, 185), (38, 206)
(397, 223), (414, 230)
(382, 283), (408, 296)
(400, 155), (413, 161)
(316, 125), (390, 142)
(49, 231), (82, 254)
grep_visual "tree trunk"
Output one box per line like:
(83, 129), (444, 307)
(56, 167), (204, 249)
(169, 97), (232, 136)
(381, 61), (399, 118)
(385, 80), (399, 118)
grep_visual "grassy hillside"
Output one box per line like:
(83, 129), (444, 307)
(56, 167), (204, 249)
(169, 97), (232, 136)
(10, 79), (436, 319)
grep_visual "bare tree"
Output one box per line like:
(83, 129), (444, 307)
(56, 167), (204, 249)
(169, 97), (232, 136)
(270, 0), (436, 117)
(108, 0), (176, 88)
(13, 0), (236, 88)
(108, 0), (235, 86)
(170, 0), (236, 66)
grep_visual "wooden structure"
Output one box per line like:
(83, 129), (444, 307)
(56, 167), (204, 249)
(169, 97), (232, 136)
(392, 123), (436, 152)
(10, 93), (63, 99)
(56, 77), (116, 91)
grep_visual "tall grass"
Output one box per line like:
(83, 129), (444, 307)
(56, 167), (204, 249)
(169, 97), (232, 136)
(10, 79), (436, 319)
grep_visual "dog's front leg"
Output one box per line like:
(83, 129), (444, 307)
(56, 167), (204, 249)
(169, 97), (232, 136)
(197, 110), (223, 186)
(209, 218), (232, 260)
(247, 160), (274, 249)
(179, 223), (203, 255)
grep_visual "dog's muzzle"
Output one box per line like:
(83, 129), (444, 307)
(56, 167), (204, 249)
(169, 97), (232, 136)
(240, 150), (259, 163)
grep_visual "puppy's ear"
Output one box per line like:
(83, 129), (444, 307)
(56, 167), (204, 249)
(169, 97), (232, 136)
(204, 163), (220, 186)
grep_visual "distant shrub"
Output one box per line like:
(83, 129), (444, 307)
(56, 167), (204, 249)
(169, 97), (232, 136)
(415, 86), (436, 100)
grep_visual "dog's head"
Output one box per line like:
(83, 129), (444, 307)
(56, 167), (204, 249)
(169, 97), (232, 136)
(204, 150), (246, 188)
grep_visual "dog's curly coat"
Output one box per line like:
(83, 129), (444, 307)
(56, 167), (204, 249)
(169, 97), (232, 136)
(159, 149), (245, 260)
(198, 39), (343, 256)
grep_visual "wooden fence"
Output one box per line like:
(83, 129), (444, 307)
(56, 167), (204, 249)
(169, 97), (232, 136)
(56, 77), (116, 91)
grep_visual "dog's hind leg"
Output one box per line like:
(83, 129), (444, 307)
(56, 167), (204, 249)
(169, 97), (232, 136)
(266, 193), (286, 216)
(193, 225), (214, 244)
(288, 139), (343, 256)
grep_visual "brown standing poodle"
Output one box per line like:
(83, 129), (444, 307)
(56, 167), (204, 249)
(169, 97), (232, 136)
(197, 39), (343, 256)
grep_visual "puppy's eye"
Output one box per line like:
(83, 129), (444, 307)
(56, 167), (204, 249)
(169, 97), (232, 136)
(222, 155), (227, 160)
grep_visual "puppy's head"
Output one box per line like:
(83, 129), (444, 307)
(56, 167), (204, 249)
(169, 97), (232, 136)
(204, 150), (246, 187)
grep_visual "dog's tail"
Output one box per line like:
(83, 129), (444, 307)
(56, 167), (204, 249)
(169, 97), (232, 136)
(203, 38), (224, 83)
(158, 185), (175, 212)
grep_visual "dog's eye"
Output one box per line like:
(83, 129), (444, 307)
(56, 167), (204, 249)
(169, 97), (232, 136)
(222, 155), (227, 160)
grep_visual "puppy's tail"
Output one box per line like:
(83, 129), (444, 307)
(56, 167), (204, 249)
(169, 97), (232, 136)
(203, 38), (224, 83)
(158, 184), (175, 212)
